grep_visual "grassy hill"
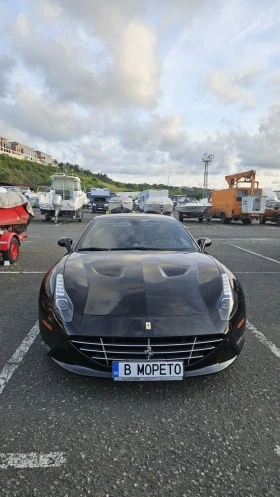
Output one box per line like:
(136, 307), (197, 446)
(0, 153), (203, 197)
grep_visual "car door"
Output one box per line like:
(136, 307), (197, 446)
(271, 201), (280, 222)
(265, 201), (274, 220)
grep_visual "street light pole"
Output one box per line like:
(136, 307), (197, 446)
(201, 153), (214, 198)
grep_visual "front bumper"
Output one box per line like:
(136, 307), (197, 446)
(51, 355), (238, 377)
(39, 305), (245, 379)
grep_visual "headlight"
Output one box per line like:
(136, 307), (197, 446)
(55, 274), (74, 322)
(92, 203), (96, 206)
(104, 203), (108, 208)
(218, 273), (234, 321)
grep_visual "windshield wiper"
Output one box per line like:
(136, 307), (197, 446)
(78, 247), (163, 251)
(78, 247), (111, 251)
(78, 246), (192, 252)
(109, 247), (177, 251)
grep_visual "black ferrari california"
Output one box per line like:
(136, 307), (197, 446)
(39, 214), (246, 380)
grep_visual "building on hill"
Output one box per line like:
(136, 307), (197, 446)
(0, 136), (54, 165)
(0, 136), (8, 152)
(34, 150), (53, 165)
(10, 141), (37, 161)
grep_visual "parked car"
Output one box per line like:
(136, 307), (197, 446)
(259, 200), (280, 225)
(39, 214), (246, 380)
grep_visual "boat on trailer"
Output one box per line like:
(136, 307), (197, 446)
(0, 188), (33, 263)
(108, 195), (133, 213)
(39, 174), (86, 223)
(175, 197), (212, 222)
(143, 196), (173, 215)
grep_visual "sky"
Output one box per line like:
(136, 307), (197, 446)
(0, 0), (280, 189)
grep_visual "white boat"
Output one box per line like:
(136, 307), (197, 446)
(139, 189), (169, 212)
(139, 189), (173, 215)
(23, 189), (40, 208)
(175, 197), (212, 222)
(39, 174), (86, 222)
(143, 196), (173, 215)
(109, 195), (133, 213)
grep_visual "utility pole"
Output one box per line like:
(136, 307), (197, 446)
(201, 153), (214, 198)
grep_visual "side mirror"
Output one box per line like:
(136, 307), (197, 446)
(274, 206), (278, 210)
(197, 237), (212, 252)
(58, 237), (73, 253)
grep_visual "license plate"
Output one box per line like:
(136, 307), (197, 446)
(112, 361), (184, 381)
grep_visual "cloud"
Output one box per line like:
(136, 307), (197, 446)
(0, 0), (280, 189)
(112, 22), (161, 108)
(207, 64), (265, 107)
(1, 86), (91, 141)
(259, 103), (280, 142)
(268, 69), (280, 98)
(242, 94), (256, 110)
(36, 0), (62, 20)
(208, 69), (243, 104)
(9, 8), (161, 110)
(271, 69), (280, 84)
(0, 55), (16, 96)
(233, 63), (265, 88)
(119, 114), (186, 153)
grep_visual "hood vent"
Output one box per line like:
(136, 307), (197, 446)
(91, 261), (125, 278)
(159, 263), (190, 278)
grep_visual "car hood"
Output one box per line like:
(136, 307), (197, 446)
(64, 251), (223, 317)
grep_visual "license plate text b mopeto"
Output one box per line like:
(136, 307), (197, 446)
(112, 361), (184, 381)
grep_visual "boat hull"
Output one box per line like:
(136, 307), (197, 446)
(175, 203), (212, 217)
(143, 201), (173, 215)
(109, 200), (133, 214)
(0, 205), (31, 234)
(40, 195), (86, 219)
(175, 206), (211, 215)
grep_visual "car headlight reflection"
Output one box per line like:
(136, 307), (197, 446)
(55, 274), (74, 322)
(218, 273), (234, 321)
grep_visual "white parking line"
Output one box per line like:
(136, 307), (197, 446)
(247, 321), (280, 358)
(235, 272), (280, 274)
(214, 238), (277, 241)
(0, 322), (39, 396)
(0, 452), (66, 469)
(275, 445), (280, 456)
(228, 244), (280, 265)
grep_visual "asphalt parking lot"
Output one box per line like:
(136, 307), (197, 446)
(0, 211), (279, 497)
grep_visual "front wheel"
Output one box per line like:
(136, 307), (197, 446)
(3, 237), (19, 264)
(198, 217), (203, 223)
(221, 213), (231, 224)
(259, 216), (266, 224)
(242, 218), (252, 225)
(276, 215), (280, 226)
(179, 213), (183, 222)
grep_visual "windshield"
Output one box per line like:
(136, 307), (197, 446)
(92, 196), (108, 202)
(75, 216), (198, 251)
(51, 177), (81, 200)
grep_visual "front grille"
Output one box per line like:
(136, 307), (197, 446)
(70, 335), (224, 368)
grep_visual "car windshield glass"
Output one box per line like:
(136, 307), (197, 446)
(76, 216), (198, 252)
